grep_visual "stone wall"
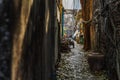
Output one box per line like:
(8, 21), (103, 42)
(100, 1), (120, 80)
(94, 0), (120, 80)
(0, 0), (58, 80)
(17, 0), (58, 80)
(81, 0), (120, 80)
(0, 0), (12, 79)
(92, 0), (101, 51)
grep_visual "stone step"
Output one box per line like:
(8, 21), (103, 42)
(87, 52), (105, 72)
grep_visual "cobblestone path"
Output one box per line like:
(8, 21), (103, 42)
(57, 42), (108, 80)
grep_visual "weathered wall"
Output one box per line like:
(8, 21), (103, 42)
(92, 0), (101, 51)
(81, 0), (120, 80)
(0, 0), (12, 79)
(0, 0), (58, 80)
(100, 0), (120, 80)
(10, 0), (58, 80)
(11, 0), (33, 80)
(92, 0), (120, 80)
(80, 0), (92, 50)
(80, 0), (101, 51)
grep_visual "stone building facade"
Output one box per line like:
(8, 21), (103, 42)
(100, 0), (120, 80)
(80, 0), (120, 80)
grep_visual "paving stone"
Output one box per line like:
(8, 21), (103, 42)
(57, 42), (108, 80)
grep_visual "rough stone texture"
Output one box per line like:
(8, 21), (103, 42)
(80, 0), (120, 80)
(92, 0), (101, 51)
(100, 0), (120, 80)
(57, 42), (108, 80)
(0, 0), (12, 80)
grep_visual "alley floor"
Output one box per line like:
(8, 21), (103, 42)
(56, 42), (108, 80)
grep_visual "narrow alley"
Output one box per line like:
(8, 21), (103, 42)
(57, 41), (108, 80)
(0, 0), (120, 80)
